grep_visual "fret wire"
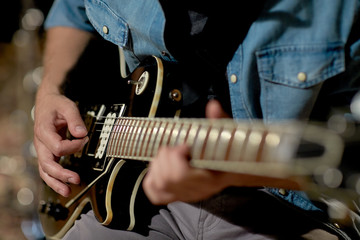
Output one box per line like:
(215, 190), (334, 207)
(119, 118), (130, 157)
(168, 122), (183, 147)
(145, 121), (161, 157)
(203, 127), (221, 160)
(184, 123), (199, 147)
(255, 131), (268, 162)
(115, 118), (127, 156)
(200, 125), (213, 160)
(120, 119), (134, 157)
(112, 118), (126, 157)
(135, 120), (151, 157)
(151, 121), (167, 156)
(126, 119), (141, 157)
(160, 122), (174, 147)
(142, 120), (157, 157)
(107, 118), (118, 154)
(191, 125), (208, 160)
(242, 130), (263, 162)
(218, 127), (236, 161)
(106, 116), (120, 156)
(131, 120), (146, 157)
(120, 119), (132, 156)
(228, 127), (248, 161)
(174, 122), (189, 146)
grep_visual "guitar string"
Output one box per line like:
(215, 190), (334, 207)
(90, 120), (256, 145)
(91, 119), (254, 132)
(102, 131), (233, 160)
(88, 115), (246, 125)
(100, 125), (200, 157)
(82, 115), (281, 161)
(82, 116), (304, 165)
(86, 116), (212, 158)
(88, 115), (260, 145)
(90, 121), (254, 162)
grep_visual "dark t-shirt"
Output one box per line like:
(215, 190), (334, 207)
(159, 1), (265, 115)
(160, 1), (265, 67)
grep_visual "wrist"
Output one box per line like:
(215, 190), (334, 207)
(37, 75), (64, 96)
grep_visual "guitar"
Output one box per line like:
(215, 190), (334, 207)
(38, 56), (358, 239)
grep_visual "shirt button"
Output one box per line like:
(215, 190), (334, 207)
(278, 188), (288, 196)
(297, 72), (307, 82)
(102, 26), (109, 34)
(230, 74), (237, 83)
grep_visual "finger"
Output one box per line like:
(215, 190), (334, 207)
(35, 137), (80, 186)
(34, 104), (88, 157)
(205, 99), (230, 119)
(143, 166), (177, 205)
(174, 144), (191, 158)
(143, 145), (191, 204)
(143, 166), (176, 205)
(38, 164), (72, 197)
(39, 120), (88, 157)
(155, 145), (190, 181)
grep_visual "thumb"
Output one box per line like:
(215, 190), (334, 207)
(60, 100), (88, 138)
(205, 99), (230, 119)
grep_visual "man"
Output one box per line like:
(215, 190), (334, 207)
(34, 0), (360, 239)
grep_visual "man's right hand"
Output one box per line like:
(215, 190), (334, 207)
(33, 27), (92, 197)
(34, 91), (88, 197)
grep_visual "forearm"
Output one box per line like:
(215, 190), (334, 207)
(38, 27), (93, 97)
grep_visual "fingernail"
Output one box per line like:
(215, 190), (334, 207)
(76, 126), (87, 134)
(68, 177), (78, 184)
(67, 177), (74, 184)
(82, 137), (89, 146)
(58, 189), (67, 197)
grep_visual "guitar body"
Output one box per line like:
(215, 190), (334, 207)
(39, 56), (184, 239)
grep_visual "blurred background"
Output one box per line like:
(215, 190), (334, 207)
(0, 0), (127, 238)
(0, 1), (53, 239)
(1, 1), (359, 240)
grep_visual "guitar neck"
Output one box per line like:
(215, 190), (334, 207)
(103, 117), (343, 177)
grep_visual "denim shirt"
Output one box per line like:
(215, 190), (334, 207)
(45, 0), (360, 214)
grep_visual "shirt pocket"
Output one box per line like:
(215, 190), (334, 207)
(85, 0), (130, 48)
(256, 42), (345, 88)
(255, 42), (345, 120)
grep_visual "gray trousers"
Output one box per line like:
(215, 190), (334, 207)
(62, 189), (339, 240)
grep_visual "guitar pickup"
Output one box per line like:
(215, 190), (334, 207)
(89, 104), (126, 171)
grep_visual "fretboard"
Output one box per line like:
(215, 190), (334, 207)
(102, 117), (341, 177)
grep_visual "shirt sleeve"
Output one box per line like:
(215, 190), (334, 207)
(44, 0), (95, 32)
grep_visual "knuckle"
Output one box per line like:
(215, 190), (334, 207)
(150, 196), (162, 205)
(63, 101), (79, 116)
(154, 178), (169, 192)
(52, 142), (64, 156)
(38, 167), (45, 179)
(33, 123), (42, 137)
(37, 156), (49, 169)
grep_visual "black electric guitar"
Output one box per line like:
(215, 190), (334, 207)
(38, 56), (359, 239)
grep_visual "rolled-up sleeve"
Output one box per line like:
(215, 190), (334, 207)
(44, 0), (95, 32)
